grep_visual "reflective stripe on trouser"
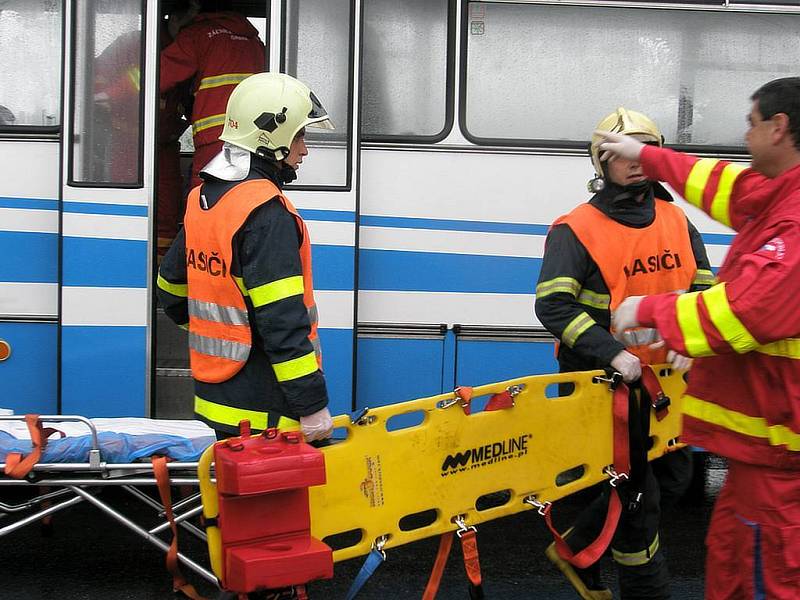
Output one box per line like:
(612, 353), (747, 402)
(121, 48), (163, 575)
(195, 395), (299, 431)
(612, 533), (660, 566)
(189, 331), (250, 362)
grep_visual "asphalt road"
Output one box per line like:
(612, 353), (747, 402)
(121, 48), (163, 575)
(1, 459), (724, 599)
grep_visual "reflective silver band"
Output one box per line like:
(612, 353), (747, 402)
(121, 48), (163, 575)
(308, 303), (319, 325)
(188, 298), (249, 326)
(620, 327), (661, 347)
(310, 335), (322, 359)
(189, 332), (250, 362)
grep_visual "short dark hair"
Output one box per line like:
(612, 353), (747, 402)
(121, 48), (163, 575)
(751, 77), (800, 151)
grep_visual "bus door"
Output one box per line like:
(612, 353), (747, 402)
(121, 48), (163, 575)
(280, 0), (362, 416)
(60, 0), (160, 417)
(0, 1), (62, 415)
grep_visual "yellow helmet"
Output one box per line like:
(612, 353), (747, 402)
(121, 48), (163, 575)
(219, 72), (334, 161)
(589, 107), (662, 176)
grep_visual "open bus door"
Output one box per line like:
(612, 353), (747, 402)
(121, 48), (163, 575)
(60, 0), (160, 417)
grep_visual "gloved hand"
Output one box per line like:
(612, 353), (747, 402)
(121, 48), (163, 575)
(594, 130), (646, 163)
(666, 349), (693, 371)
(299, 407), (333, 442)
(612, 296), (644, 332)
(610, 349), (642, 383)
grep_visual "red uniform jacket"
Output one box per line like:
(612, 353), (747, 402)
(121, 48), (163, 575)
(636, 145), (800, 470)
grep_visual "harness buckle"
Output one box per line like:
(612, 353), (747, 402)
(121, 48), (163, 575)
(453, 514), (477, 538)
(351, 407), (376, 426)
(604, 466), (629, 488)
(371, 534), (389, 560)
(437, 388), (468, 410)
(651, 391), (671, 412)
(523, 494), (552, 516)
(592, 371), (623, 391)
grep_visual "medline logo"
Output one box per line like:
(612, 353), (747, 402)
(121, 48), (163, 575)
(441, 434), (532, 476)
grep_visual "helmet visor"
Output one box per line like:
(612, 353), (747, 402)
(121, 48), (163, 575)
(306, 91), (335, 130)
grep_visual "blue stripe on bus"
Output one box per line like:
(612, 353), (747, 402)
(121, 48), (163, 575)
(318, 327), (353, 416)
(62, 237), (147, 288)
(359, 249), (539, 294)
(361, 215), (551, 236)
(0, 231), (57, 283)
(311, 244), (355, 290)
(62, 202), (149, 217)
(0, 197), (58, 211)
(701, 232), (735, 245)
(299, 209), (356, 223)
(61, 326), (146, 417)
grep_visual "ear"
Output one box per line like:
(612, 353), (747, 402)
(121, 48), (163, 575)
(771, 112), (791, 145)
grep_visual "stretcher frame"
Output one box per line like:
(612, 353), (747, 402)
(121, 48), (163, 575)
(0, 415), (218, 586)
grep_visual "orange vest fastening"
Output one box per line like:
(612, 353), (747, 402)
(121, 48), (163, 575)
(183, 179), (320, 384)
(555, 200), (696, 364)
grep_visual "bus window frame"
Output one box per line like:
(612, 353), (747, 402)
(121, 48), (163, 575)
(67, 0), (147, 189)
(458, 0), (800, 157)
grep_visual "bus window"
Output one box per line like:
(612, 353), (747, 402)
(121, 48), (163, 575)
(70, 0), (144, 186)
(464, 2), (799, 150)
(0, 0), (62, 129)
(284, 0), (351, 187)
(362, 0), (451, 140)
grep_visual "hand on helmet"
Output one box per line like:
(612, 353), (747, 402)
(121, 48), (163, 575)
(610, 350), (642, 383)
(300, 407), (334, 442)
(594, 130), (646, 163)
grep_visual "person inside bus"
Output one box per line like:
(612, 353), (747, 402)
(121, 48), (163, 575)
(534, 108), (714, 600)
(160, 0), (266, 192)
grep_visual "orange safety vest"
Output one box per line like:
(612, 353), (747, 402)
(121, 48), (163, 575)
(183, 179), (320, 384)
(555, 200), (696, 364)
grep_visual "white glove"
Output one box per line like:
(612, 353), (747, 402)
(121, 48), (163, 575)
(666, 349), (693, 372)
(299, 407), (333, 442)
(594, 130), (646, 163)
(612, 296), (644, 332)
(610, 349), (642, 383)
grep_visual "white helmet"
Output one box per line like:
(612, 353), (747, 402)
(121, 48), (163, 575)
(219, 72), (334, 161)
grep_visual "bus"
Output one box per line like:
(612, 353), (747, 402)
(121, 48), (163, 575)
(1, 0), (796, 420)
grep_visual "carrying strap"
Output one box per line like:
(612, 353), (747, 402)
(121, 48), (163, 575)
(4, 414), (64, 478)
(538, 381), (631, 569)
(422, 532), (454, 600)
(151, 456), (207, 600)
(345, 545), (386, 600)
(458, 528), (484, 599)
(640, 365), (671, 421)
(454, 386), (515, 416)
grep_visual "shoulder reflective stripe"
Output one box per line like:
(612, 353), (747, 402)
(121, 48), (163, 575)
(562, 312), (595, 348)
(197, 73), (254, 90)
(157, 274), (188, 297)
(684, 394), (800, 451)
(233, 276), (248, 297)
(248, 275), (304, 308)
(192, 113), (226, 135)
(684, 158), (719, 208)
(536, 276), (580, 299)
(691, 269), (716, 287)
(756, 338), (800, 359)
(189, 331), (250, 362)
(710, 163), (746, 227)
(310, 335), (321, 359)
(675, 292), (714, 357)
(272, 350), (319, 382)
(702, 283), (758, 353)
(195, 395), (268, 430)
(576, 289), (611, 310)
(188, 298), (249, 326)
(308, 303), (319, 325)
(612, 533), (659, 566)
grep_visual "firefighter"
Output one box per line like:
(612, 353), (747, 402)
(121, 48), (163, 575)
(535, 108), (714, 600)
(606, 78), (800, 599)
(157, 72), (334, 447)
(160, 0), (266, 191)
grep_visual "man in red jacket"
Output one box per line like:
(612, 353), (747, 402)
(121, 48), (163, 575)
(602, 77), (800, 599)
(160, 0), (265, 190)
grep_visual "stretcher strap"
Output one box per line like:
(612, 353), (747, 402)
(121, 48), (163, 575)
(455, 387), (514, 416)
(344, 546), (385, 600)
(4, 414), (64, 479)
(640, 365), (670, 421)
(459, 529), (484, 598)
(541, 382), (630, 569)
(151, 456), (207, 600)
(422, 532), (454, 600)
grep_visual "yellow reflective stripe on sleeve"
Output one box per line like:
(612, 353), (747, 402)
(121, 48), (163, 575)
(675, 292), (714, 357)
(535, 277), (580, 299)
(612, 533), (660, 566)
(157, 274), (188, 297)
(126, 66), (141, 92)
(684, 159), (719, 208)
(233, 276), (248, 297)
(692, 269), (716, 288)
(192, 113), (226, 135)
(194, 396), (301, 430)
(576, 289), (611, 310)
(197, 73), (253, 90)
(562, 312), (596, 348)
(756, 338), (800, 359)
(684, 395), (800, 451)
(273, 351), (319, 382)
(702, 283), (759, 353)
(248, 275), (305, 308)
(710, 163), (746, 228)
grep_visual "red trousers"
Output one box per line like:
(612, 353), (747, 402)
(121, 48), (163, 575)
(705, 459), (800, 599)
